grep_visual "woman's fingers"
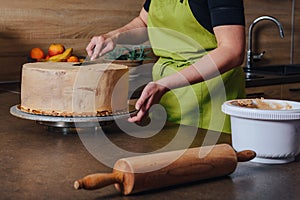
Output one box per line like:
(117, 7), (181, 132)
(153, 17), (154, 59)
(129, 95), (150, 123)
(100, 39), (115, 57)
(128, 105), (148, 122)
(91, 45), (102, 60)
(86, 36), (106, 60)
(135, 91), (149, 111)
(86, 42), (95, 57)
(128, 82), (167, 123)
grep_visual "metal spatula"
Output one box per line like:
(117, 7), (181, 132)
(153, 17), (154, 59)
(73, 54), (106, 66)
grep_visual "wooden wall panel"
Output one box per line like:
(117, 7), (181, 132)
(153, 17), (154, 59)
(0, 0), (298, 81)
(0, 0), (144, 81)
(243, 0), (293, 67)
(293, 0), (300, 63)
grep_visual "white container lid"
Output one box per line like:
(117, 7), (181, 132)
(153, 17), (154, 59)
(222, 99), (300, 120)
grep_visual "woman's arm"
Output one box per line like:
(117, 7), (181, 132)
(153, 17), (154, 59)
(86, 8), (148, 60)
(129, 25), (245, 122)
(156, 25), (245, 89)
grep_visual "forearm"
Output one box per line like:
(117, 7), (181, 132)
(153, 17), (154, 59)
(105, 9), (148, 44)
(156, 25), (245, 90)
(156, 48), (244, 90)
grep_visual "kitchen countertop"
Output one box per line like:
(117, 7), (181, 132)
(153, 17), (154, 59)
(245, 71), (300, 88)
(1, 82), (300, 200)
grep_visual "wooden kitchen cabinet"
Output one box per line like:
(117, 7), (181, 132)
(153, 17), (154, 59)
(282, 82), (300, 101)
(246, 85), (281, 99)
(246, 82), (300, 101)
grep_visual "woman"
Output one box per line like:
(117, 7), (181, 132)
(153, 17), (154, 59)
(86, 0), (246, 133)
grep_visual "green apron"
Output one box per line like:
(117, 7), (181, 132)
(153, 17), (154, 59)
(147, 0), (245, 133)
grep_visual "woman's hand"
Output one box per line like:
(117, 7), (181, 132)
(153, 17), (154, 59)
(128, 82), (169, 123)
(86, 34), (118, 60)
(86, 8), (148, 60)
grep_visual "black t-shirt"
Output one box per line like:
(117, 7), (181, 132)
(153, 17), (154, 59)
(143, 0), (245, 33)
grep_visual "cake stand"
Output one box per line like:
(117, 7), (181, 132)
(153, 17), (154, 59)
(10, 105), (137, 134)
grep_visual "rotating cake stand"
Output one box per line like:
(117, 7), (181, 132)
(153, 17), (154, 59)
(10, 105), (136, 134)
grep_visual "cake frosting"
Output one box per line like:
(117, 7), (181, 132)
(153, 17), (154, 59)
(20, 62), (129, 117)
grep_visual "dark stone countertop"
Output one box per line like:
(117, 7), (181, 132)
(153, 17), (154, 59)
(1, 82), (300, 200)
(245, 71), (300, 88)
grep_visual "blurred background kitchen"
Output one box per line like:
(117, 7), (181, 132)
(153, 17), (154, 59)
(0, 0), (299, 101)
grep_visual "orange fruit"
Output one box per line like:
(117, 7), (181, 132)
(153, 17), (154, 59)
(48, 43), (65, 57)
(30, 47), (45, 60)
(67, 55), (79, 62)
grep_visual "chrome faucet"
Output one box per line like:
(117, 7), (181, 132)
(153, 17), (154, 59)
(246, 16), (285, 70)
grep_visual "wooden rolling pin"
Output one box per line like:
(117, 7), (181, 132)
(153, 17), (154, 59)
(74, 144), (255, 195)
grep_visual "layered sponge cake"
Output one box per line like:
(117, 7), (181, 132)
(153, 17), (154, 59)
(20, 62), (129, 117)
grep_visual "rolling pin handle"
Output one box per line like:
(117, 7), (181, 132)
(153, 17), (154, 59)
(236, 150), (256, 162)
(74, 172), (124, 190)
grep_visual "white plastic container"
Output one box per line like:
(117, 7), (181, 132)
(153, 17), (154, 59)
(222, 99), (300, 164)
